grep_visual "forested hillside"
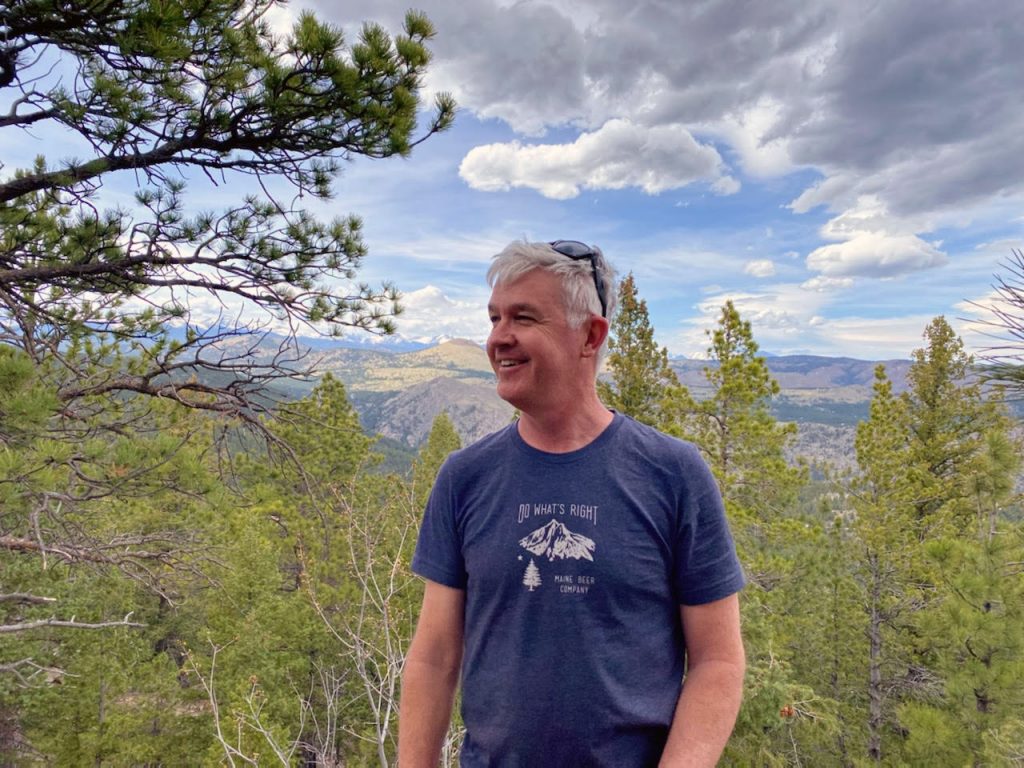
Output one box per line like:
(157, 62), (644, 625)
(0, 1), (459, 762)
(595, 278), (1024, 767)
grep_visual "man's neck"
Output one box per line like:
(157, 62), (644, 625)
(516, 398), (614, 454)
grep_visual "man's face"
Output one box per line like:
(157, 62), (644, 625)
(486, 268), (591, 415)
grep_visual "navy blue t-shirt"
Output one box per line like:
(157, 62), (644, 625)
(412, 412), (746, 767)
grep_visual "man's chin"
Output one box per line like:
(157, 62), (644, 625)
(495, 382), (528, 411)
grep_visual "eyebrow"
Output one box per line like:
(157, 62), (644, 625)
(488, 301), (542, 315)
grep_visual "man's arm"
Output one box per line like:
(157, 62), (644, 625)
(399, 580), (465, 768)
(659, 593), (745, 768)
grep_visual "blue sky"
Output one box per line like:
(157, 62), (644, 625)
(4, 0), (1024, 361)
(303, 0), (1024, 360)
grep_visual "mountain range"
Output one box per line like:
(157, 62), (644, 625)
(252, 336), (925, 471)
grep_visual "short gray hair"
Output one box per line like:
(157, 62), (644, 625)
(487, 240), (618, 361)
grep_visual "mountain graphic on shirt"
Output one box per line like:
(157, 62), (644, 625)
(518, 520), (595, 562)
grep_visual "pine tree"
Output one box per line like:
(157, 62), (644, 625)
(689, 300), (804, 517)
(900, 531), (1024, 766)
(1, 0), (454, 578)
(686, 302), (810, 765)
(901, 317), (1016, 537)
(597, 273), (691, 426)
(412, 412), (462, 508)
(841, 319), (1022, 764)
(1, 2), (454, 419)
(848, 365), (924, 763)
(974, 248), (1024, 393)
(1, 3), (453, 756)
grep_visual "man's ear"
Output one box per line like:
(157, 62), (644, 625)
(581, 315), (610, 358)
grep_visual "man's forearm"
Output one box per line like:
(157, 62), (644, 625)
(398, 657), (460, 768)
(658, 658), (745, 768)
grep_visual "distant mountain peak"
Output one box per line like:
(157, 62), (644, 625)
(439, 338), (483, 348)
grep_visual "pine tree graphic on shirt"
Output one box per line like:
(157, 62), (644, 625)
(518, 520), (596, 561)
(522, 558), (542, 591)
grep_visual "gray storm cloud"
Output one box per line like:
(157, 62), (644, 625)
(305, 0), (1024, 276)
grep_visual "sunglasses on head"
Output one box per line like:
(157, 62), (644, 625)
(549, 240), (608, 319)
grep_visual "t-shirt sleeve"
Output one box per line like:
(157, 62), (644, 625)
(411, 457), (468, 589)
(672, 447), (747, 605)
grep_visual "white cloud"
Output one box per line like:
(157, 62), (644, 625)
(801, 195), (949, 278)
(814, 315), (937, 360)
(713, 98), (796, 178)
(744, 259), (776, 277)
(395, 285), (488, 343)
(711, 176), (742, 195)
(800, 275), (854, 291)
(248, 0), (1024, 238)
(955, 287), (1024, 359)
(119, 282), (301, 337)
(806, 233), (947, 278)
(666, 285), (834, 357)
(818, 195), (894, 239)
(670, 300), (943, 360)
(265, 3), (299, 39)
(459, 119), (730, 200)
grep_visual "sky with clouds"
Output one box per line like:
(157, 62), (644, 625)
(7, 0), (1024, 360)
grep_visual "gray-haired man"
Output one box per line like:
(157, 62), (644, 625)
(399, 240), (746, 767)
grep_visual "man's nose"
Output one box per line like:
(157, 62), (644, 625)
(488, 318), (513, 347)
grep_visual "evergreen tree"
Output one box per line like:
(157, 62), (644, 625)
(848, 365), (924, 763)
(901, 316), (1011, 536)
(974, 248), (1024, 393)
(685, 302), (810, 765)
(687, 301), (804, 516)
(597, 273), (691, 426)
(900, 531), (1024, 766)
(0, 2), (453, 759)
(1, 0), (453, 419)
(0, 0), (451, 637)
(842, 319), (1021, 764)
(411, 412), (462, 508)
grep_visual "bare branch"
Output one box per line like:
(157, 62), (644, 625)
(0, 592), (57, 605)
(0, 657), (70, 687)
(0, 613), (144, 634)
(188, 640), (299, 766)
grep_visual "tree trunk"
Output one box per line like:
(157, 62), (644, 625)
(867, 555), (884, 763)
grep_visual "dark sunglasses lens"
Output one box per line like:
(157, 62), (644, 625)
(550, 240), (593, 259)
(550, 239), (607, 317)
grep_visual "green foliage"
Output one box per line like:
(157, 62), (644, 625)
(412, 412), (462, 508)
(1, 1), (454, 762)
(5, 242), (1024, 767)
(685, 301), (806, 517)
(1, 0), (454, 423)
(901, 532), (1024, 765)
(597, 273), (689, 426)
(838, 318), (1023, 765)
(900, 317), (1016, 536)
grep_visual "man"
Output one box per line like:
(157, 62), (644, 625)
(399, 240), (746, 767)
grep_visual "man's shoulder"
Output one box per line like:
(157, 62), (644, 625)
(442, 420), (518, 470)
(612, 413), (703, 464)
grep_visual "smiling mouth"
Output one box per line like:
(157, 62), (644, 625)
(498, 360), (525, 368)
